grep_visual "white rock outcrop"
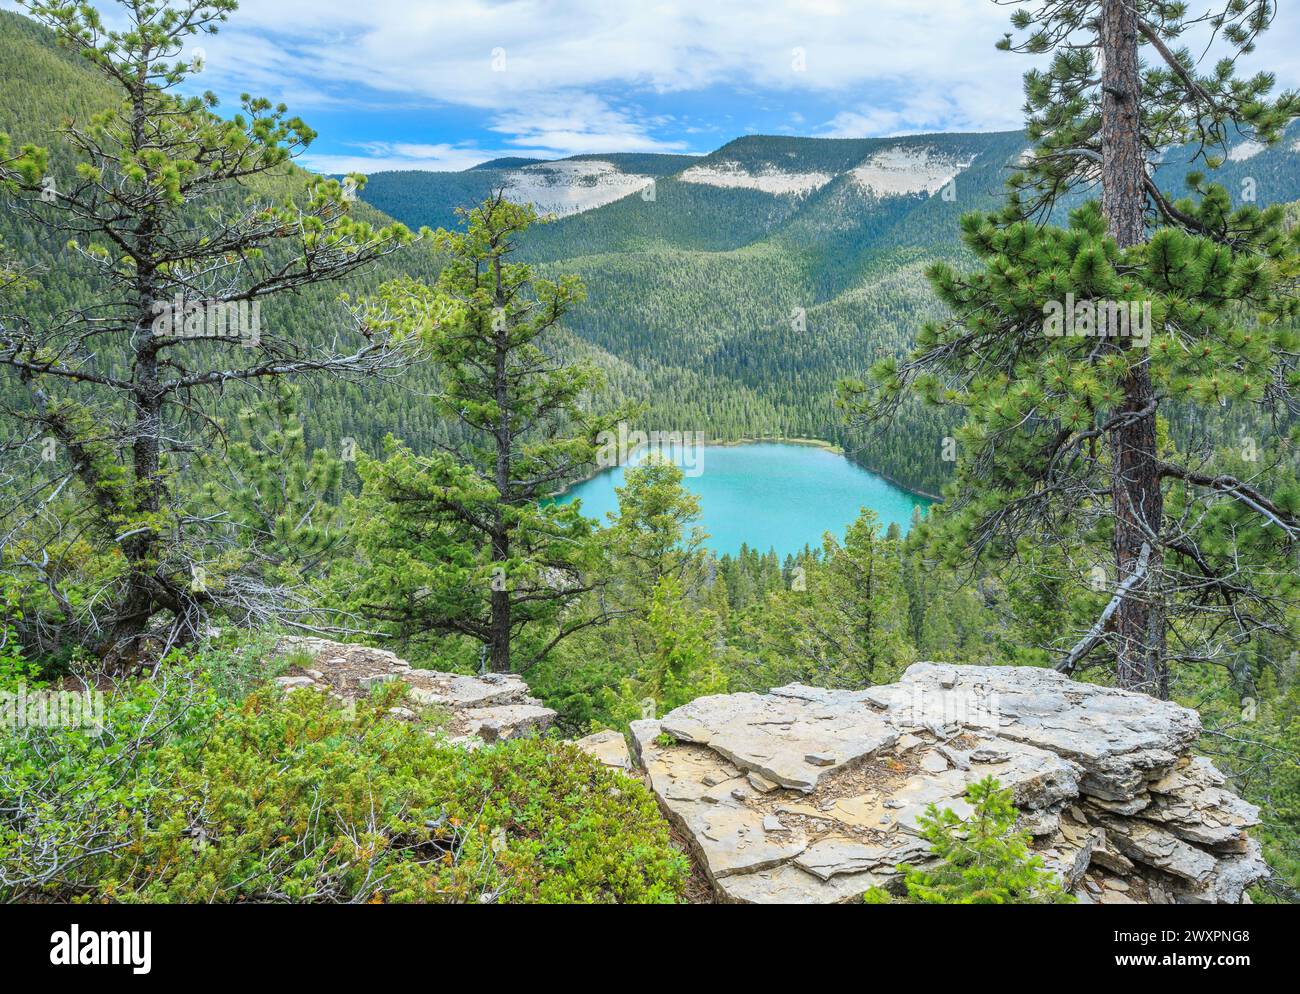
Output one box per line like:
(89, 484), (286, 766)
(678, 162), (834, 196)
(1227, 140), (1265, 162)
(500, 160), (654, 216)
(574, 729), (634, 771)
(631, 663), (1266, 904)
(849, 146), (974, 197)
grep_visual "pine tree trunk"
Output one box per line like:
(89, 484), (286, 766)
(489, 531), (511, 673)
(489, 255), (512, 673)
(107, 104), (167, 666)
(1100, 0), (1146, 248)
(1100, 0), (1167, 697)
(488, 444), (512, 673)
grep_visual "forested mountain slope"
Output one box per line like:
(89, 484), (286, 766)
(360, 131), (1031, 492)
(362, 152), (700, 230)
(0, 11), (594, 470)
(363, 124), (1300, 493)
(5, 8), (1300, 496)
(0, 11), (835, 487)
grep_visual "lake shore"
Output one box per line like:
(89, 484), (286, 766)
(553, 440), (935, 556)
(554, 436), (941, 503)
(855, 465), (943, 503)
(718, 437), (944, 502)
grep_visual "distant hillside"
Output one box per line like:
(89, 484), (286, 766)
(361, 152), (701, 231)
(358, 120), (1300, 494)
(5, 7), (1300, 497)
(359, 131), (1029, 490)
(0, 11), (714, 488)
(468, 157), (547, 170)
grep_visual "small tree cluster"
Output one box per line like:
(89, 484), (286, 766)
(866, 776), (1071, 904)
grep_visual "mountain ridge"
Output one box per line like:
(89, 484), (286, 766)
(357, 121), (1300, 493)
(5, 8), (1300, 496)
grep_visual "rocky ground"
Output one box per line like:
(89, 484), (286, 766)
(631, 663), (1266, 904)
(273, 637), (557, 745)
(269, 641), (1266, 904)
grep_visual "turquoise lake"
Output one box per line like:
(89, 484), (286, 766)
(556, 442), (933, 557)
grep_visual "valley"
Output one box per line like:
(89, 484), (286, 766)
(1, 0), (1299, 917)
(360, 125), (1300, 496)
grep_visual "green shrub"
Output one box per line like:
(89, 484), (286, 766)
(0, 666), (220, 897)
(0, 581), (39, 690)
(866, 776), (1072, 905)
(0, 662), (688, 903)
(194, 628), (288, 701)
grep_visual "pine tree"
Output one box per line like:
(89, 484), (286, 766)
(0, 0), (412, 663)
(605, 455), (706, 607)
(190, 383), (347, 623)
(612, 573), (724, 723)
(881, 776), (1072, 904)
(346, 194), (625, 672)
(844, 1), (1300, 697)
(757, 509), (912, 687)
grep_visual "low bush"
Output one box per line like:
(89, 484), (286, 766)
(0, 660), (687, 903)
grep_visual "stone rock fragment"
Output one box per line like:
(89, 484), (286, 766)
(919, 751), (950, 774)
(895, 733), (922, 753)
(1098, 817), (1217, 884)
(793, 836), (931, 883)
(574, 729), (633, 771)
(747, 772), (780, 793)
(1140, 757), (1259, 853)
(273, 675), (317, 691)
(274, 637), (556, 747)
(469, 704), (555, 742)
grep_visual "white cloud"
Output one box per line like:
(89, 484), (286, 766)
(198, 0), (1027, 102)
(101, 0), (1300, 165)
(821, 76), (1026, 138)
(296, 111), (686, 173)
(177, 0), (1039, 159)
(486, 94), (687, 155)
(297, 142), (531, 174)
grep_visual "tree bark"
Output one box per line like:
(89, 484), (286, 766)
(1100, 0), (1147, 248)
(489, 252), (512, 673)
(1100, 0), (1167, 697)
(106, 68), (166, 666)
(488, 529), (511, 673)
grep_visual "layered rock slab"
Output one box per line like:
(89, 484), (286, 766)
(864, 663), (1200, 799)
(635, 665), (1267, 904)
(273, 637), (556, 745)
(659, 686), (898, 792)
(634, 714), (1077, 903)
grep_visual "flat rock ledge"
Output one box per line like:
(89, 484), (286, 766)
(631, 663), (1267, 904)
(272, 637), (556, 746)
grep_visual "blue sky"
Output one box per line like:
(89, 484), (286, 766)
(74, 0), (1300, 173)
